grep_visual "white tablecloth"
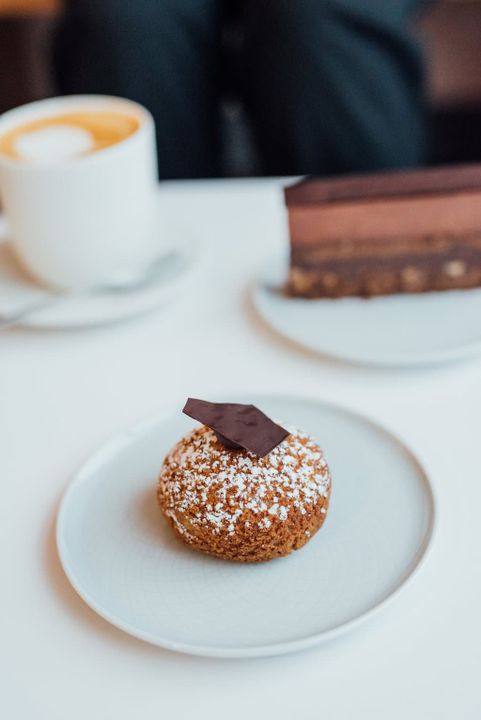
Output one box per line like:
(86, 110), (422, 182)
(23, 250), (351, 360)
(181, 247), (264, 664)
(1, 179), (479, 720)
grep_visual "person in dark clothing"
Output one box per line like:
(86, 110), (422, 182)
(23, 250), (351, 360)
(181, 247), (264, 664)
(54, 0), (426, 180)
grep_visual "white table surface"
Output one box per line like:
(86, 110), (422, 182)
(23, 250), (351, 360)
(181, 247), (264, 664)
(1, 178), (480, 720)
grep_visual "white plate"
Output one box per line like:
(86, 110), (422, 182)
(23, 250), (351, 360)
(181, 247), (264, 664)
(254, 255), (481, 367)
(57, 395), (435, 658)
(0, 231), (195, 330)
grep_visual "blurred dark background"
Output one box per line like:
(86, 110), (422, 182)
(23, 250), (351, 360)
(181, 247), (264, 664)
(1, 0), (481, 176)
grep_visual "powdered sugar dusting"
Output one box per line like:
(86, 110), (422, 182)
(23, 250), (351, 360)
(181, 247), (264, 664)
(158, 423), (331, 539)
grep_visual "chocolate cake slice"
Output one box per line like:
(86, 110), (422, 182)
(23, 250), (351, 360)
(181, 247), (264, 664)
(285, 164), (481, 298)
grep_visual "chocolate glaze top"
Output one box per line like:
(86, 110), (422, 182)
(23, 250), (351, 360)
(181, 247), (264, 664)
(285, 163), (481, 206)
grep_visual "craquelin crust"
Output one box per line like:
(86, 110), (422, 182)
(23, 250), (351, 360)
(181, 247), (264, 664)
(157, 424), (331, 562)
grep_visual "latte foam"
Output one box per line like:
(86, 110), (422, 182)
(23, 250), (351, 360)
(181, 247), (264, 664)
(0, 111), (140, 162)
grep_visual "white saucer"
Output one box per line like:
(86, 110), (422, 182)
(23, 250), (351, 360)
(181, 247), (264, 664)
(56, 394), (435, 658)
(253, 255), (481, 367)
(0, 237), (195, 330)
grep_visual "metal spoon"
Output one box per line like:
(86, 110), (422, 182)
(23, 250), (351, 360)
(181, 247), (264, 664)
(0, 250), (184, 331)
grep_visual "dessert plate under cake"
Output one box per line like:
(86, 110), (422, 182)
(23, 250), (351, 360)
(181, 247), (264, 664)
(254, 255), (481, 367)
(57, 395), (435, 658)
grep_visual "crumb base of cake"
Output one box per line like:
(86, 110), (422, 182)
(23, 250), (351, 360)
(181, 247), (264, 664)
(287, 231), (481, 298)
(288, 258), (481, 299)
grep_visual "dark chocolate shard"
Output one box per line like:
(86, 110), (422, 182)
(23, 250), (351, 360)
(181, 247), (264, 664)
(213, 432), (243, 450)
(182, 398), (289, 457)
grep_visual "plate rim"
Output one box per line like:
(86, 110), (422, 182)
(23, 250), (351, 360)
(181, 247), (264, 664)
(56, 394), (437, 658)
(253, 256), (481, 368)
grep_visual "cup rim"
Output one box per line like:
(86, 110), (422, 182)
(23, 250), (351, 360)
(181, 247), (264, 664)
(0, 94), (153, 170)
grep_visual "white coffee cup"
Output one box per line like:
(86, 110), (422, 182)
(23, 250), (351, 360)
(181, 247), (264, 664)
(0, 95), (158, 289)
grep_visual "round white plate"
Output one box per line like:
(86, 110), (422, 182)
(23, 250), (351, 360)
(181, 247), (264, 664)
(254, 255), (481, 367)
(57, 395), (435, 658)
(0, 233), (195, 330)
